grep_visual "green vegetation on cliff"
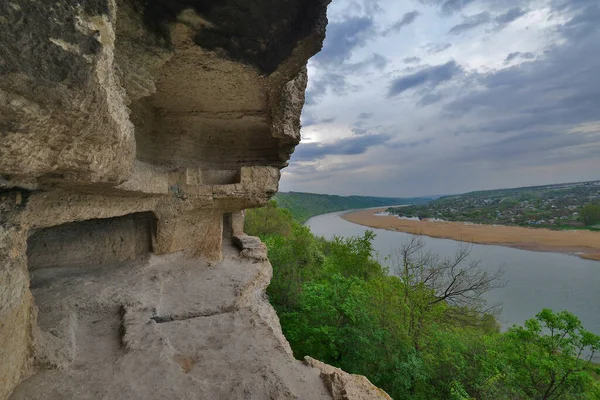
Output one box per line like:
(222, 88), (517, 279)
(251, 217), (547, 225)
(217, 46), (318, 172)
(274, 191), (434, 223)
(247, 201), (600, 399)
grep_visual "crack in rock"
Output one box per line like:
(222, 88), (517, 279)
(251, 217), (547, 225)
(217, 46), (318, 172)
(151, 306), (236, 324)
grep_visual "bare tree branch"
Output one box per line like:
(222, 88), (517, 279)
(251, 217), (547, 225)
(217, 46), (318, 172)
(391, 235), (506, 314)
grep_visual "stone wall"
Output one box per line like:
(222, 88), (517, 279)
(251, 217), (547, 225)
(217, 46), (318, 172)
(0, 0), (330, 397)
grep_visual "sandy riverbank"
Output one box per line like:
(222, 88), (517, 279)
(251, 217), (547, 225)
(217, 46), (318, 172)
(342, 208), (600, 261)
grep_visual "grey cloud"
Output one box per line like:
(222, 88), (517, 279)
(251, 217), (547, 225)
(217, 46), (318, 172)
(343, 0), (383, 17)
(306, 56), (385, 105)
(551, 0), (597, 12)
(287, 0), (600, 196)
(557, 1), (600, 39)
(425, 42), (452, 54)
(388, 61), (462, 98)
(419, 0), (477, 15)
(390, 137), (434, 148)
(363, 0), (383, 16)
(304, 84), (326, 106)
(370, 54), (389, 69)
(421, 0), (534, 15)
(448, 12), (491, 35)
(292, 134), (392, 161)
(284, 159), (370, 185)
(285, 163), (318, 176)
(470, 115), (551, 135)
(305, 73), (358, 106)
(301, 113), (317, 127)
(312, 17), (375, 66)
(418, 93), (443, 106)
(460, 129), (600, 167)
(341, 0), (383, 17)
(385, 11), (421, 35)
(302, 114), (335, 128)
(353, 116), (372, 129)
(343, 53), (389, 73)
(504, 52), (535, 64)
(495, 7), (527, 25)
(442, 9), (600, 167)
(404, 57), (421, 64)
(448, 77), (600, 134)
(440, 0), (477, 14)
(282, 163), (325, 184)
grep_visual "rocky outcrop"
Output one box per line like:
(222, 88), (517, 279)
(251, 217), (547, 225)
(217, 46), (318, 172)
(9, 243), (334, 400)
(305, 358), (393, 400)
(233, 234), (269, 261)
(0, 1), (389, 399)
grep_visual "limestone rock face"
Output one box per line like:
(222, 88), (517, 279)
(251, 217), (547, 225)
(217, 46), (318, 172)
(1, 1), (386, 399)
(233, 234), (269, 261)
(304, 358), (394, 400)
(0, 0), (135, 185)
(9, 247), (334, 400)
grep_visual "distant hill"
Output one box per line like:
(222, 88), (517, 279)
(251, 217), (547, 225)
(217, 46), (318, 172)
(387, 180), (600, 230)
(274, 191), (435, 223)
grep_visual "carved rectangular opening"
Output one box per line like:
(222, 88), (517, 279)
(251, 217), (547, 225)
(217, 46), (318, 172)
(222, 213), (233, 241)
(27, 212), (157, 270)
(202, 169), (241, 185)
(131, 98), (281, 170)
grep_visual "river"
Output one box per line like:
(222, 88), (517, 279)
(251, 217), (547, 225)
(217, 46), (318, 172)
(306, 210), (600, 334)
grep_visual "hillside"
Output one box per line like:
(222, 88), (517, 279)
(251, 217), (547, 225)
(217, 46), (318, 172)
(274, 191), (434, 223)
(245, 201), (600, 399)
(388, 180), (600, 229)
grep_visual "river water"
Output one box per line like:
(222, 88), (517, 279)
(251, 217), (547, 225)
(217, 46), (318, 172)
(306, 210), (600, 334)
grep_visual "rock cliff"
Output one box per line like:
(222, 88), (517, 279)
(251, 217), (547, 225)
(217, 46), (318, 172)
(0, 1), (390, 399)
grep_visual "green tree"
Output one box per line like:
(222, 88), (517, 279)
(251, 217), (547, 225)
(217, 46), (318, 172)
(390, 236), (503, 350)
(279, 274), (424, 399)
(321, 231), (383, 279)
(264, 224), (325, 307)
(249, 200), (600, 400)
(245, 200), (295, 237)
(580, 204), (600, 226)
(492, 309), (600, 399)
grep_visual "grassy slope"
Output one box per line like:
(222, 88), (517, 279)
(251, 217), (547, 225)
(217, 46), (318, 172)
(274, 191), (434, 223)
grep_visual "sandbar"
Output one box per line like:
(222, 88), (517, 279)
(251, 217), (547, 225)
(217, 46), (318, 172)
(342, 208), (600, 262)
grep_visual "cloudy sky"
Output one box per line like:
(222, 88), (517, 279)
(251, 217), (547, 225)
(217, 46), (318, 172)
(279, 0), (600, 197)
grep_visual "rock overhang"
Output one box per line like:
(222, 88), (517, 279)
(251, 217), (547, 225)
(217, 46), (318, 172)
(140, 0), (330, 75)
(0, 1), (399, 399)
(0, 0), (330, 188)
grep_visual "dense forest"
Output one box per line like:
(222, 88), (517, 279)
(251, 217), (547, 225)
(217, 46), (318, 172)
(274, 192), (434, 223)
(245, 201), (600, 399)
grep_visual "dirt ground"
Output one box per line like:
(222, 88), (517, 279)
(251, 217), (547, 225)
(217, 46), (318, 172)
(342, 208), (600, 262)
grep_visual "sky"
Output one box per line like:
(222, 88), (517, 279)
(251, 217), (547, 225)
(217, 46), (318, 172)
(279, 0), (600, 197)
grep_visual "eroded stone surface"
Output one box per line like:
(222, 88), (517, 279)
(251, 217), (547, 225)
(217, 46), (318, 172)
(0, 1), (386, 399)
(304, 357), (393, 400)
(11, 250), (331, 400)
(233, 234), (269, 262)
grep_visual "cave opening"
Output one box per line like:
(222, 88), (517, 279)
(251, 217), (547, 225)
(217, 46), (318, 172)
(222, 212), (233, 241)
(26, 212), (157, 271)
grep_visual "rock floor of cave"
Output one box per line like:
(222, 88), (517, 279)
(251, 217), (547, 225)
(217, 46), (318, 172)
(10, 245), (330, 400)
